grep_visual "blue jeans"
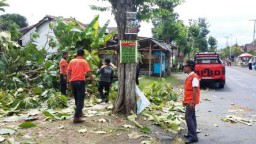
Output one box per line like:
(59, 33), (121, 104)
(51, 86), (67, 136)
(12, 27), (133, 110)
(185, 104), (198, 140)
(71, 81), (85, 118)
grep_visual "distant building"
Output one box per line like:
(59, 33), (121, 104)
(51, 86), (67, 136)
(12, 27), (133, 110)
(240, 43), (256, 52)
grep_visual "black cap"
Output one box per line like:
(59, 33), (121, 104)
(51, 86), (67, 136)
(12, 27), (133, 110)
(62, 51), (68, 55)
(184, 60), (196, 69)
(105, 58), (111, 64)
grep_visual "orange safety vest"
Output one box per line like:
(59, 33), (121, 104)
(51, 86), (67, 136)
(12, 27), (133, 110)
(184, 73), (200, 104)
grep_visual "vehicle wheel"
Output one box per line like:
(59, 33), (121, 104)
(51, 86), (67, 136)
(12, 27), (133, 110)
(219, 83), (225, 88)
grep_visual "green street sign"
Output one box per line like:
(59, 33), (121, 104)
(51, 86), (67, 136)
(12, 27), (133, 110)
(120, 40), (137, 63)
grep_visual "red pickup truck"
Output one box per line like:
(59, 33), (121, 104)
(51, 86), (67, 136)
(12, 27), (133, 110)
(194, 52), (225, 88)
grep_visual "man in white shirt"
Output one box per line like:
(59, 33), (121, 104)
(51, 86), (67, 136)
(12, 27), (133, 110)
(183, 60), (200, 144)
(249, 58), (253, 70)
(186, 72), (200, 88)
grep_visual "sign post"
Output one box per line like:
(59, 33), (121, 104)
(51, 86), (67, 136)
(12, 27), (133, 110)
(125, 12), (139, 34)
(120, 40), (137, 63)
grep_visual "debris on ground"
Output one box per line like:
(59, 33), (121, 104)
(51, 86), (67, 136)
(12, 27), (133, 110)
(0, 79), (186, 143)
(171, 137), (184, 144)
(222, 115), (253, 126)
(128, 131), (145, 139)
(78, 128), (87, 133)
(203, 98), (212, 101)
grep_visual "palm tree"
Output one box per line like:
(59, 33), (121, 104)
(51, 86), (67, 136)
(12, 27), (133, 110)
(0, 0), (9, 12)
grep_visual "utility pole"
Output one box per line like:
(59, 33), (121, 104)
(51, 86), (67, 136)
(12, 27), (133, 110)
(230, 34), (232, 56)
(224, 35), (230, 58)
(249, 19), (256, 45)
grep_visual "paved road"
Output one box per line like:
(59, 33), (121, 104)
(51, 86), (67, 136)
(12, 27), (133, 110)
(196, 67), (256, 144)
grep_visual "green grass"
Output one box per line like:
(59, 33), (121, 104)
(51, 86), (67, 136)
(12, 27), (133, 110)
(138, 75), (177, 90)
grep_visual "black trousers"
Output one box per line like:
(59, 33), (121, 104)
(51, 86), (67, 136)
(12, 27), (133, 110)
(71, 81), (85, 118)
(185, 104), (198, 141)
(98, 81), (111, 100)
(249, 63), (252, 70)
(60, 74), (67, 96)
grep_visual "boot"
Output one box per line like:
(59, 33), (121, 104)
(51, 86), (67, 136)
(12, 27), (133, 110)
(73, 117), (84, 124)
(78, 112), (84, 117)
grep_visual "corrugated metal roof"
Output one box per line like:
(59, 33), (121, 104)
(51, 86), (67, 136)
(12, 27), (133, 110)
(151, 39), (172, 52)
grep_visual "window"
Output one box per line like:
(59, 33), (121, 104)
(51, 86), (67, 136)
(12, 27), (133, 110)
(196, 59), (221, 64)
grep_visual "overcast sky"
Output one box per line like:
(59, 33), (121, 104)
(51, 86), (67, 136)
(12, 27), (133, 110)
(3, 0), (256, 48)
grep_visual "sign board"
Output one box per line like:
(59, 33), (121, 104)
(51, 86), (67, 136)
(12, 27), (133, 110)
(120, 40), (137, 63)
(126, 12), (139, 34)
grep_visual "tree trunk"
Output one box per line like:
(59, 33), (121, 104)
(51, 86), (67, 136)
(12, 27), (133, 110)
(112, 0), (137, 114)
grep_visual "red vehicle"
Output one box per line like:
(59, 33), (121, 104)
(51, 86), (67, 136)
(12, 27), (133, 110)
(194, 52), (225, 88)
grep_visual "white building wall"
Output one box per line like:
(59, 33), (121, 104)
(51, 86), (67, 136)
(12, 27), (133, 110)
(20, 27), (36, 46)
(19, 20), (58, 54)
(34, 21), (57, 53)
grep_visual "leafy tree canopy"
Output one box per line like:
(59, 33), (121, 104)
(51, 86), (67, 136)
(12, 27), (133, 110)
(0, 13), (28, 30)
(208, 36), (218, 51)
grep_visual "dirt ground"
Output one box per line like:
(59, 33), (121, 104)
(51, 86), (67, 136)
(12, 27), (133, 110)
(0, 103), (184, 144)
(0, 74), (186, 144)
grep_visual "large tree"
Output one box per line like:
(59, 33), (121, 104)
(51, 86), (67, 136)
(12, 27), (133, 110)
(0, 0), (9, 12)
(151, 1), (183, 73)
(175, 21), (189, 56)
(187, 18), (211, 55)
(195, 18), (210, 52)
(0, 13), (28, 30)
(109, 0), (137, 114)
(187, 20), (200, 58)
(208, 36), (217, 51)
(93, 0), (183, 114)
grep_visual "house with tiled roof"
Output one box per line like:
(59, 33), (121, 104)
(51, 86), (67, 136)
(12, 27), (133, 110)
(18, 15), (89, 53)
(19, 15), (117, 54)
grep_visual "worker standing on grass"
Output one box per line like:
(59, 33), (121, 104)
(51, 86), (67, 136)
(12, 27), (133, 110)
(67, 49), (96, 124)
(59, 51), (69, 96)
(183, 60), (200, 144)
(97, 58), (114, 103)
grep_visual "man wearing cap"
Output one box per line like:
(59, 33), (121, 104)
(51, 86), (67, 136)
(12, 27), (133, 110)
(183, 60), (200, 144)
(67, 49), (96, 123)
(59, 51), (69, 96)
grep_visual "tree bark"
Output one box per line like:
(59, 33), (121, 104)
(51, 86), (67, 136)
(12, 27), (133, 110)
(111, 0), (137, 114)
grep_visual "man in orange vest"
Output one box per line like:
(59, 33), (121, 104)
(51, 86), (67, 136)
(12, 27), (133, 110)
(67, 49), (96, 123)
(59, 51), (69, 96)
(183, 60), (200, 144)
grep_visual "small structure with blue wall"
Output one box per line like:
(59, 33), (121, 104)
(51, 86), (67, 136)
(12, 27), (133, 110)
(137, 38), (172, 77)
(153, 51), (166, 76)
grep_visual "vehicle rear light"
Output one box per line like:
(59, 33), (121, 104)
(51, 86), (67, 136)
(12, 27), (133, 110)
(222, 67), (225, 74)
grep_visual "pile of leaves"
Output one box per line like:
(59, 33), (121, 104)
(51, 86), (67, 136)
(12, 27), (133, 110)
(143, 79), (178, 105)
(0, 31), (66, 115)
(133, 80), (186, 133)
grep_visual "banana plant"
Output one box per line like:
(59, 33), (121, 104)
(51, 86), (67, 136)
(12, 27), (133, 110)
(51, 15), (117, 76)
